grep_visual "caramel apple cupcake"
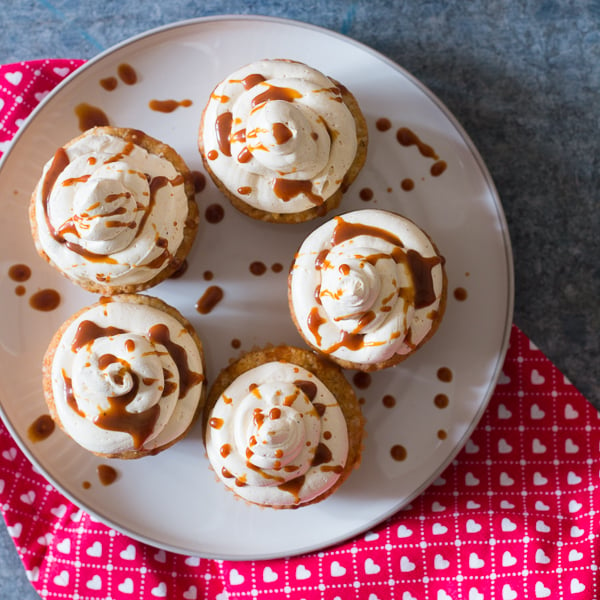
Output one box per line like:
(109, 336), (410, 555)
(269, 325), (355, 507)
(29, 126), (199, 294)
(288, 209), (447, 371)
(42, 294), (206, 459)
(198, 59), (368, 223)
(204, 346), (364, 508)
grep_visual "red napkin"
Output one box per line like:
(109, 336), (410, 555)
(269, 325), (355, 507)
(1, 60), (598, 600)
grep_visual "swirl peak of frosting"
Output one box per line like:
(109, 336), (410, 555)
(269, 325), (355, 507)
(48, 297), (204, 456)
(289, 209), (446, 367)
(205, 360), (349, 507)
(200, 59), (358, 214)
(32, 128), (191, 290)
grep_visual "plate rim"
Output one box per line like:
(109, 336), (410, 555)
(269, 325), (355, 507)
(0, 14), (514, 560)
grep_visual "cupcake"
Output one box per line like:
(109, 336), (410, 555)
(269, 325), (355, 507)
(288, 209), (447, 371)
(198, 59), (368, 223)
(204, 346), (364, 508)
(42, 294), (206, 459)
(29, 126), (199, 294)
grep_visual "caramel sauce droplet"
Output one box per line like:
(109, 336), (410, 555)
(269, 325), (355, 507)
(376, 117), (392, 131)
(74, 103), (110, 131)
(454, 287), (468, 301)
(196, 286), (224, 315)
(117, 63), (137, 85)
(100, 76), (117, 91)
(148, 98), (192, 113)
(434, 394), (449, 409)
(205, 203), (225, 224)
(401, 178), (415, 191)
(353, 372), (372, 390)
(396, 127), (438, 159)
(249, 261), (267, 276)
(437, 367), (453, 383)
(28, 415), (55, 442)
(29, 289), (60, 311)
(97, 464), (118, 486)
(8, 264), (31, 282)
(391, 444), (407, 461)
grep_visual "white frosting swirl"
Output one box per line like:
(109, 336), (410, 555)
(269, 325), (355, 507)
(49, 299), (204, 456)
(205, 361), (349, 507)
(289, 209), (446, 366)
(32, 130), (190, 289)
(200, 59), (358, 214)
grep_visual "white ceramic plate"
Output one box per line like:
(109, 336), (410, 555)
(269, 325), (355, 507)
(0, 16), (513, 559)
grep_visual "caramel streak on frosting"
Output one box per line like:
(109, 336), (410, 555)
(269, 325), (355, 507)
(201, 59), (358, 214)
(33, 129), (190, 289)
(49, 298), (204, 456)
(289, 209), (446, 366)
(205, 362), (348, 507)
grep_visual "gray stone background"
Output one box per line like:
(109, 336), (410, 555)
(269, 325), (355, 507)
(0, 1), (598, 597)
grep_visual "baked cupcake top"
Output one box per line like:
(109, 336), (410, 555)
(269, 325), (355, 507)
(289, 209), (447, 369)
(199, 59), (359, 215)
(205, 359), (349, 508)
(30, 127), (196, 293)
(44, 295), (205, 457)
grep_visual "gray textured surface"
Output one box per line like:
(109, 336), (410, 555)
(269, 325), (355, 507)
(1, 1), (599, 598)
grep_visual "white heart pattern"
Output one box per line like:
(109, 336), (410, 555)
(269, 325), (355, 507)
(20, 491), (35, 505)
(534, 472), (549, 485)
(565, 438), (579, 453)
(535, 581), (551, 598)
(53, 66), (70, 77)
(502, 584), (518, 600)
(437, 591), (452, 600)
(469, 587), (484, 600)
(364, 557), (381, 574)
(330, 561), (346, 577)
(7, 522), (22, 538)
(263, 567), (278, 583)
(500, 472), (515, 486)
(498, 438), (512, 453)
(397, 524), (413, 538)
(571, 578), (586, 594)
(469, 552), (484, 569)
(50, 504), (67, 519)
(295, 565), (311, 580)
(530, 404), (545, 419)
(229, 569), (244, 585)
(183, 585), (198, 600)
(57, 538), (71, 554)
(564, 403), (578, 419)
(86, 575), (102, 590)
(151, 582), (167, 597)
(531, 369), (545, 384)
(568, 499), (583, 513)
(120, 544), (136, 560)
(86, 541), (102, 557)
(434, 554), (450, 570)
(466, 519), (482, 533)
(53, 570), (69, 587)
(569, 549), (583, 562)
(535, 548), (551, 564)
(497, 404), (512, 419)
(432, 523), (448, 535)
(118, 578), (134, 594)
(5, 71), (23, 85)
(568, 471), (582, 485)
(502, 551), (517, 567)
(532, 439), (547, 453)
(400, 556), (416, 572)
(465, 472), (480, 486)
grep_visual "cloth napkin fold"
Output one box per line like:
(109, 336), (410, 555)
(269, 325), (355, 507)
(1, 60), (598, 600)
